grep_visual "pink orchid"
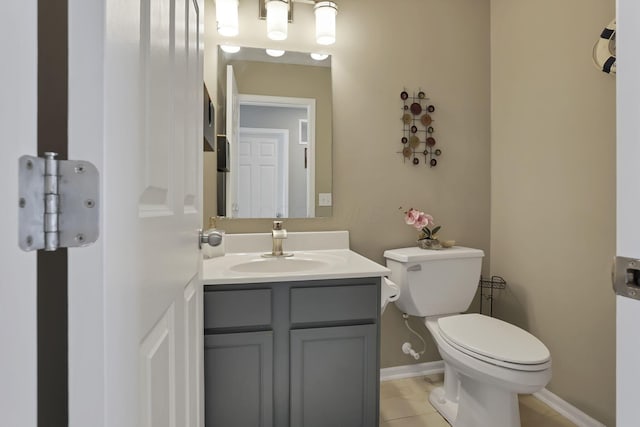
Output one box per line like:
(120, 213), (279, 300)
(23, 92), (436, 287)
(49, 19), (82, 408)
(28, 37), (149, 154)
(405, 209), (434, 230)
(403, 207), (441, 240)
(414, 212), (434, 229)
(404, 208), (421, 226)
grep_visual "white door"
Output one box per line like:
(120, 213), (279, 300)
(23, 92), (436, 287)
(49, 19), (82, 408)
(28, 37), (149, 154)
(226, 65), (240, 217)
(616, 1), (640, 425)
(236, 95), (317, 218)
(237, 129), (289, 218)
(0, 1), (38, 426)
(67, 0), (204, 426)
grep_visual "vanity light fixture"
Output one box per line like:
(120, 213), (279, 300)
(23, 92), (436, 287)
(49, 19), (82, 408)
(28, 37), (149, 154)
(310, 52), (329, 61)
(220, 44), (241, 53)
(266, 0), (289, 40)
(215, 0), (239, 37)
(255, 0), (338, 45)
(314, 1), (337, 45)
(266, 48), (286, 57)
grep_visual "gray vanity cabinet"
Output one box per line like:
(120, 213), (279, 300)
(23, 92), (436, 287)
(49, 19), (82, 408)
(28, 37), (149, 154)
(203, 277), (381, 427)
(203, 288), (274, 427)
(290, 324), (378, 427)
(204, 331), (273, 427)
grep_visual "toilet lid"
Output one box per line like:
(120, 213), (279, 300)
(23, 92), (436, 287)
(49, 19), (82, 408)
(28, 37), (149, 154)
(438, 314), (550, 366)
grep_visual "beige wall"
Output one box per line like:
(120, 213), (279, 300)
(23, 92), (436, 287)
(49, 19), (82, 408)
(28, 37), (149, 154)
(205, 0), (491, 369)
(205, 0), (617, 424)
(205, 0), (615, 426)
(490, 0), (616, 425)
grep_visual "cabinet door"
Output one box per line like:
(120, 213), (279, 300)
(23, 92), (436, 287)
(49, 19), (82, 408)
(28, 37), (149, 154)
(290, 324), (378, 427)
(204, 331), (273, 427)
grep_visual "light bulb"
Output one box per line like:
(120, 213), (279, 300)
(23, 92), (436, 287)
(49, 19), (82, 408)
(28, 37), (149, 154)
(216, 0), (239, 37)
(310, 53), (329, 61)
(314, 2), (337, 45)
(220, 45), (241, 53)
(266, 0), (288, 41)
(266, 49), (285, 57)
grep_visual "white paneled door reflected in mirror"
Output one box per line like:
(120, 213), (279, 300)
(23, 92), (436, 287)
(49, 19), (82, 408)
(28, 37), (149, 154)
(212, 46), (333, 219)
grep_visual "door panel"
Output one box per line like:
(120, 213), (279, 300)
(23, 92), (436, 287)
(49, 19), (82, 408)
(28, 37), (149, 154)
(184, 0), (200, 212)
(140, 0), (174, 214)
(67, 0), (204, 426)
(226, 65), (240, 216)
(67, 0), (107, 423)
(237, 129), (288, 218)
(140, 305), (177, 427)
(184, 280), (202, 427)
(0, 1), (37, 426)
(617, 1), (640, 424)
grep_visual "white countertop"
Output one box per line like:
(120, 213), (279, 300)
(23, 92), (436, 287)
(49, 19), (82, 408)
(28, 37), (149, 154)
(200, 231), (390, 285)
(201, 249), (389, 285)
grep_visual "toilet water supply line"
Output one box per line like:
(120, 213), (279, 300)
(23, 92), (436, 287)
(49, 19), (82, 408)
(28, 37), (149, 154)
(402, 313), (427, 360)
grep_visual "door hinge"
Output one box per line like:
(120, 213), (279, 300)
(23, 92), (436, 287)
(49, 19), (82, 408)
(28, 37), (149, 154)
(18, 152), (99, 251)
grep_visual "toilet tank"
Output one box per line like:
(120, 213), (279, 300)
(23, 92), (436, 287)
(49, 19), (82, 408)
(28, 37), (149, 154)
(383, 246), (484, 317)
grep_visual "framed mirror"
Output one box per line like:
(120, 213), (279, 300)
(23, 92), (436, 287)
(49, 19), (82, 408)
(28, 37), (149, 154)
(213, 45), (333, 218)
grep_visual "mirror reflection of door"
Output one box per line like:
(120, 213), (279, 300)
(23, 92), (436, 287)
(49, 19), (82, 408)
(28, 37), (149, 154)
(215, 46), (332, 219)
(228, 94), (316, 218)
(225, 64), (239, 217)
(236, 128), (289, 218)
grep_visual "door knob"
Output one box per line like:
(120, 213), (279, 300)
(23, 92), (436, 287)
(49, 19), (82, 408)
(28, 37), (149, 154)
(198, 229), (224, 249)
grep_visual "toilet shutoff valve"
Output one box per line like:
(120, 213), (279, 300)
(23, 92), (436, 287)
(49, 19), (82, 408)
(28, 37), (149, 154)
(402, 342), (420, 360)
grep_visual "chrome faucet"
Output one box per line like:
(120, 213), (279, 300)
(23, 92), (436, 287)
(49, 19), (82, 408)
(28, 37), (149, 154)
(264, 220), (293, 257)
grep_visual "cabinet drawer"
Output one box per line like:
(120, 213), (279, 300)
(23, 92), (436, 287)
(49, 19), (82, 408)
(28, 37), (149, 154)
(204, 289), (271, 329)
(290, 284), (378, 325)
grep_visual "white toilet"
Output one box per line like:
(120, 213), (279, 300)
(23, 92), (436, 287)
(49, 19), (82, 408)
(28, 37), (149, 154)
(383, 246), (552, 427)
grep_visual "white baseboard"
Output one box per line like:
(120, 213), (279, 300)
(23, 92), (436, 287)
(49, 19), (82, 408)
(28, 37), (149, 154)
(380, 361), (444, 381)
(380, 363), (606, 427)
(533, 389), (606, 427)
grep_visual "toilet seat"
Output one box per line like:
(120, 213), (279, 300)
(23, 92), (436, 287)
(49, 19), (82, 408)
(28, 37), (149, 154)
(437, 314), (551, 372)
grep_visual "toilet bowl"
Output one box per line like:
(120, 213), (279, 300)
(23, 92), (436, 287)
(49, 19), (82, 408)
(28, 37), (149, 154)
(425, 314), (551, 427)
(383, 246), (552, 427)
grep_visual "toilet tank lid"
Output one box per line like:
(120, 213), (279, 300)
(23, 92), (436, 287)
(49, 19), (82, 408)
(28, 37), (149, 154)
(383, 246), (484, 263)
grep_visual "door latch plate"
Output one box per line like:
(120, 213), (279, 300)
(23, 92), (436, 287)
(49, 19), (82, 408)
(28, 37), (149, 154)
(613, 256), (640, 300)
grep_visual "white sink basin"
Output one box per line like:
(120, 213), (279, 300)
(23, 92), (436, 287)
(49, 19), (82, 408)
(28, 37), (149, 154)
(201, 232), (390, 285)
(229, 252), (344, 274)
(230, 257), (328, 273)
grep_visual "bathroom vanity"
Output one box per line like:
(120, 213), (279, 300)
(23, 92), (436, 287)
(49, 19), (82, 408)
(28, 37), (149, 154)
(201, 231), (389, 427)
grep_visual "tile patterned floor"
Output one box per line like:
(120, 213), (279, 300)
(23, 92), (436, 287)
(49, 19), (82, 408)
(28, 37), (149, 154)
(380, 375), (577, 427)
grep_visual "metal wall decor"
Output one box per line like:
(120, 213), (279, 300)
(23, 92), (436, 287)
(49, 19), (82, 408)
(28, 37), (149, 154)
(399, 89), (441, 167)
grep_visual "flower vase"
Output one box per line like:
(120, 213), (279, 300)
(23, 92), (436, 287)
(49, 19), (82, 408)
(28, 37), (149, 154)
(417, 238), (442, 250)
